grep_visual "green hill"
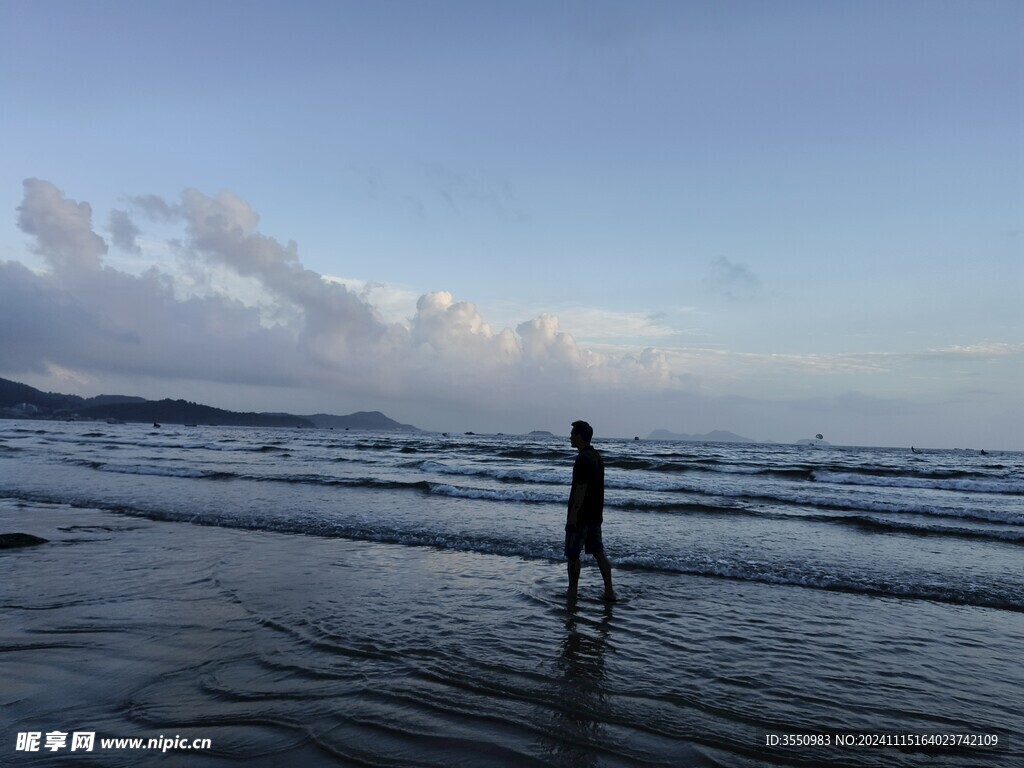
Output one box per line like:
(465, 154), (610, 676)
(0, 377), (417, 431)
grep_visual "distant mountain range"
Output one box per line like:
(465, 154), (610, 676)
(647, 429), (757, 443)
(1, 377), (822, 441)
(0, 377), (418, 431)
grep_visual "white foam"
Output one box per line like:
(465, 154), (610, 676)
(814, 471), (1024, 495)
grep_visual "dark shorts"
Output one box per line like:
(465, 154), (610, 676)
(564, 523), (604, 560)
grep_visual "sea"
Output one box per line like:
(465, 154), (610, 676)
(1, 419), (1021, 767)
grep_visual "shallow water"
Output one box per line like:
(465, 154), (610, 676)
(1, 421), (1021, 766)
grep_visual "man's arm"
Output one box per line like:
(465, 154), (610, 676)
(567, 483), (587, 526)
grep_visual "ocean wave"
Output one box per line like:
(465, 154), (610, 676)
(263, 474), (429, 492)
(426, 483), (561, 504)
(611, 554), (1024, 613)
(62, 454), (1024, 526)
(231, 474), (560, 506)
(200, 443), (291, 453)
(419, 460), (566, 485)
(616, 479), (1024, 527)
(39, 431), (298, 454)
(604, 457), (815, 481)
(613, 498), (755, 516)
(6, 489), (1020, 613)
(88, 462), (237, 480)
(416, 459), (812, 493)
(750, 488), (1024, 525)
(623, 473), (1022, 526)
(494, 448), (571, 462)
(803, 514), (1024, 544)
(617, 452), (1012, 485)
(813, 470), (1024, 495)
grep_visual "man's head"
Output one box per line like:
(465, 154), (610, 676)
(570, 420), (594, 448)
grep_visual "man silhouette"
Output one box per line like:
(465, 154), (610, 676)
(565, 420), (615, 601)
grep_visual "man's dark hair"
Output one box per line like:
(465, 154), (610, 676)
(571, 420), (594, 442)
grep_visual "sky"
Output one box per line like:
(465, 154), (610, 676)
(1, 0), (1021, 449)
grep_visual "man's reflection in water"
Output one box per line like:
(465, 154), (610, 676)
(542, 596), (615, 767)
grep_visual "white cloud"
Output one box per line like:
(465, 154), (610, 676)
(322, 275), (420, 325)
(16, 178), (107, 271)
(3, 180), (690, 409)
(545, 306), (685, 342)
(923, 342), (1024, 359)
(3, 179), (1020, 447)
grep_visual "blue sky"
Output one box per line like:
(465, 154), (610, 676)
(1, 0), (1021, 448)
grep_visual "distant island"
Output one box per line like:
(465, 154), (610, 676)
(647, 429), (757, 443)
(303, 412), (418, 431)
(0, 377), (419, 431)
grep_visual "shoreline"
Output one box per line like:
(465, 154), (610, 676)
(3, 499), (1021, 767)
(0, 501), (710, 766)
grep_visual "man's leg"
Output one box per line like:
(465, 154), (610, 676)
(594, 551), (615, 600)
(585, 524), (615, 600)
(565, 527), (583, 596)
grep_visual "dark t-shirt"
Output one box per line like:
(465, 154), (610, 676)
(568, 446), (605, 525)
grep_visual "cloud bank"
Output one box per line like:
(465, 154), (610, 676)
(3, 179), (1020, 447)
(2, 179), (678, 430)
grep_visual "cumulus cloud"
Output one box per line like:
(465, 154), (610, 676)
(2, 179), (692, 423)
(16, 178), (108, 271)
(323, 275), (419, 325)
(172, 187), (393, 372)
